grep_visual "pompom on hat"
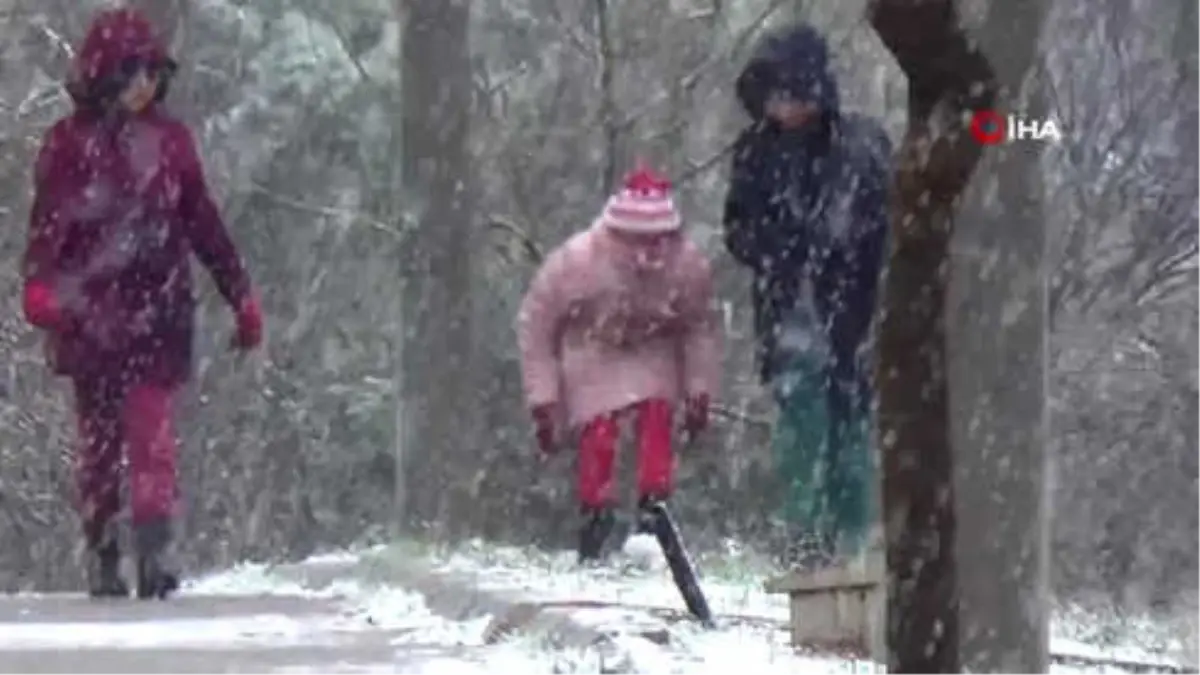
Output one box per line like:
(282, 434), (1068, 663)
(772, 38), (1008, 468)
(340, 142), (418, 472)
(599, 163), (682, 234)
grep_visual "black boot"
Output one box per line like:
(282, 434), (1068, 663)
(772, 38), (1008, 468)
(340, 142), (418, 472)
(135, 519), (180, 600)
(87, 540), (130, 598)
(635, 495), (666, 535)
(578, 506), (615, 565)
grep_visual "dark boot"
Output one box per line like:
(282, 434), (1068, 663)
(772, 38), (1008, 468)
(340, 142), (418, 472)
(578, 506), (615, 565)
(135, 519), (180, 600)
(635, 495), (667, 535)
(87, 540), (130, 598)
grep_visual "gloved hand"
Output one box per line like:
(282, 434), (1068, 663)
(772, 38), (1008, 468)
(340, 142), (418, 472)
(531, 403), (559, 456)
(684, 393), (710, 438)
(22, 281), (63, 331)
(230, 294), (264, 351)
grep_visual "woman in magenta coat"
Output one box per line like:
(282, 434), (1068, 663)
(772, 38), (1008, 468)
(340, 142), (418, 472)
(21, 8), (263, 598)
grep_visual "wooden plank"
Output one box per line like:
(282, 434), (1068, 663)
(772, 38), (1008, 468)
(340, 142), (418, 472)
(764, 563), (883, 595)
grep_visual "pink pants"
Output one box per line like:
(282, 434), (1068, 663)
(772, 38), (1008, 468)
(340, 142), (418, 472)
(577, 399), (674, 508)
(72, 377), (178, 546)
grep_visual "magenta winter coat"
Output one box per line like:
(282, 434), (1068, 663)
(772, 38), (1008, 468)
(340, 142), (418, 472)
(517, 222), (721, 428)
(22, 9), (252, 386)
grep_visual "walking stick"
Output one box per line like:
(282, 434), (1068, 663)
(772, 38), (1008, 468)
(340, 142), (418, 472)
(639, 422), (715, 628)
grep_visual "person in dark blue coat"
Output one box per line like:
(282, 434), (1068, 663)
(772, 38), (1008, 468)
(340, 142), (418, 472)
(722, 23), (892, 566)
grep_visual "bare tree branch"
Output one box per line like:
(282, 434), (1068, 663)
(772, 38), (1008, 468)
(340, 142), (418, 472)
(246, 182), (405, 239)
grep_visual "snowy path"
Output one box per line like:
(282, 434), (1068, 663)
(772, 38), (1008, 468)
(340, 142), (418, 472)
(0, 591), (485, 673)
(0, 561), (548, 674)
(0, 545), (1189, 673)
(0, 594), (407, 672)
(0, 558), (736, 675)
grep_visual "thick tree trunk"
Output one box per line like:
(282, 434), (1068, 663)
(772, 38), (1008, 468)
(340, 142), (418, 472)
(866, 1), (996, 671)
(397, 0), (477, 533)
(951, 1), (1050, 671)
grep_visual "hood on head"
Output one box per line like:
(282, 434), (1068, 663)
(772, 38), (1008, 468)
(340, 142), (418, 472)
(735, 23), (840, 123)
(67, 8), (177, 110)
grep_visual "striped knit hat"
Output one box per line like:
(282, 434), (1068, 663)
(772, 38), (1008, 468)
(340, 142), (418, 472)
(600, 164), (681, 234)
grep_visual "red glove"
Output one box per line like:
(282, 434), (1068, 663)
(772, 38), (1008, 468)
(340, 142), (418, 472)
(231, 295), (263, 351)
(684, 393), (710, 437)
(22, 281), (63, 331)
(531, 404), (558, 455)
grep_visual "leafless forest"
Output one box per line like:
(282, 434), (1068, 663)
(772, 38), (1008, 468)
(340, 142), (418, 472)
(0, 0), (1194, 638)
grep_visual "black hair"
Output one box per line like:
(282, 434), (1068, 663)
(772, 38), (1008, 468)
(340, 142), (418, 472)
(153, 58), (179, 102)
(80, 56), (178, 109)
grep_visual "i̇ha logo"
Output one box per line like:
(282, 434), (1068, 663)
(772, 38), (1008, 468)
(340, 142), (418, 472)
(969, 110), (1063, 145)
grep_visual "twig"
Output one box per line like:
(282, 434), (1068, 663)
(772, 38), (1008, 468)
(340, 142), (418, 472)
(309, 10), (376, 86)
(32, 20), (74, 59)
(246, 182), (405, 239)
(675, 137), (739, 186)
(709, 402), (771, 430)
(15, 83), (65, 118)
(546, 1), (597, 62)
(613, 0), (789, 134)
(1049, 650), (1194, 675)
(486, 216), (545, 265)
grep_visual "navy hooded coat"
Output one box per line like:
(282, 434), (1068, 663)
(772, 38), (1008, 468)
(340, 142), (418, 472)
(722, 24), (892, 386)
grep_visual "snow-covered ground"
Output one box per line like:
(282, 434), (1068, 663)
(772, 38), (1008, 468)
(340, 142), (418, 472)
(133, 542), (858, 673)
(0, 571), (603, 673)
(5, 541), (1182, 673)
(370, 536), (1193, 674)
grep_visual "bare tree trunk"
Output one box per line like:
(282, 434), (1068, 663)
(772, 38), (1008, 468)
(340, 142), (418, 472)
(866, 1), (997, 671)
(398, 0), (476, 534)
(594, 0), (619, 194)
(951, 1), (1050, 670)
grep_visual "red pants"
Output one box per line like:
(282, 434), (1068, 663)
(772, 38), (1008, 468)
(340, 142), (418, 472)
(73, 377), (178, 547)
(578, 399), (674, 508)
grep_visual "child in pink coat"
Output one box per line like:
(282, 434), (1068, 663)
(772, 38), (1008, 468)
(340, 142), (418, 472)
(516, 165), (721, 562)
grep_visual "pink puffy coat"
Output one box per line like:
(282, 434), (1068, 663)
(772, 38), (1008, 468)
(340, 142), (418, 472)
(517, 222), (721, 428)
